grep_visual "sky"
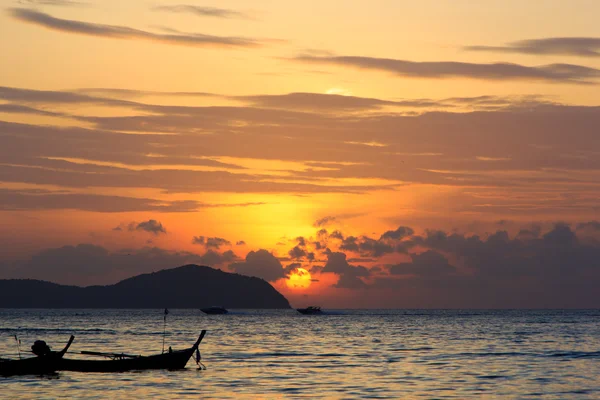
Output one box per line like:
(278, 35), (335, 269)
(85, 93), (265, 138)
(1, 0), (600, 308)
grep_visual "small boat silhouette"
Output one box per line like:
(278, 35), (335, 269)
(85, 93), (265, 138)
(296, 306), (323, 315)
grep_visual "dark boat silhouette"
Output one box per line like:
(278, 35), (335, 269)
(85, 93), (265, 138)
(1, 336), (74, 376)
(57, 330), (206, 373)
(296, 306), (322, 315)
(201, 306), (228, 315)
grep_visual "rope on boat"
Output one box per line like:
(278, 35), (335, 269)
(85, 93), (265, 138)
(195, 348), (206, 370)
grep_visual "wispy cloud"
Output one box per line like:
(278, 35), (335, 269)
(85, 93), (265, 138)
(0, 103), (63, 116)
(17, 0), (86, 6)
(74, 88), (217, 99)
(0, 188), (200, 212)
(313, 216), (336, 227)
(466, 37), (600, 58)
(153, 4), (250, 19)
(0, 188), (266, 213)
(237, 92), (440, 111)
(0, 85), (131, 105)
(10, 8), (264, 48)
(293, 55), (600, 84)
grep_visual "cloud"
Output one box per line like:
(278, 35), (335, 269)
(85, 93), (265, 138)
(389, 250), (456, 276)
(17, 0), (86, 6)
(324, 228), (402, 257)
(339, 236), (358, 252)
(4, 86), (600, 208)
(0, 103), (63, 116)
(0, 189), (200, 213)
(380, 226), (414, 240)
(465, 37), (600, 58)
(298, 220), (600, 306)
(293, 55), (600, 84)
(238, 92), (440, 111)
(74, 88), (217, 99)
(313, 216), (336, 227)
(132, 220), (167, 235)
(191, 236), (205, 245)
(197, 249), (238, 266)
(0, 85), (131, 105)
(4, 221), (600, 307)
(329, 230), (344, 240)
(192, 236), (232, 249)
(5, 244), (224, 286)
(229, 249), (286, 282)
(357, 236), (394, 257)
(322, 252), (369, 289)
(284, 262), (302, 275)
(288, 245), (307, 259)
(236, 240), (246, 246)
(372, 222), (600, 307)
(153, 5), (249, 19)
(576, 221), (600, 233)
(10, 8), (264, 48)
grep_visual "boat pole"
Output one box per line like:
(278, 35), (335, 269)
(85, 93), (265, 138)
(162, 308), (168, 354)
(14, 335), (21, 359)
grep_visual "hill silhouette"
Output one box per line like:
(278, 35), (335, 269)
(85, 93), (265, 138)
(0, 265), (291, 308)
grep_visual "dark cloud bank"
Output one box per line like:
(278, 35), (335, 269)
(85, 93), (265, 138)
(3, 222), (599, 307)
(2, 244), (237, 286)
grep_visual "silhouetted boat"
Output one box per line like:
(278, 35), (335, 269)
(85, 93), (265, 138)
(296, 306), (322, 315)
(0, 336), (74, 376)
(57, 330), (206, 373)
(201, 306), (228, 315)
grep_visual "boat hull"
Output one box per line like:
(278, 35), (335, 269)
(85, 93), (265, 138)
(1, 356), (59, 377)
(57, 331), (206, 373)
(58, 348), (195, 373)
(296, 308), (322, 315)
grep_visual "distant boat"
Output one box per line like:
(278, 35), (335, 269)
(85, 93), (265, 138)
(0, 336), (74, 376)
(296, 306), (322, 315)
(201, 306), (228, 315)
(57, 330), (206, 373)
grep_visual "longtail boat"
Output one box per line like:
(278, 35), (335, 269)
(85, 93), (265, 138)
(0, 336), (74, 377)
(57, 330), (206, 373)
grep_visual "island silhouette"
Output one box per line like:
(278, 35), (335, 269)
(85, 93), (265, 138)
(0, 264), (291, 309)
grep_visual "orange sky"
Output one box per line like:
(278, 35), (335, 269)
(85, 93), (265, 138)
(1, 0), (600, 308)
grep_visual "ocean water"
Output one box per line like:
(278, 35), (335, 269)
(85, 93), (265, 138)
(1, 309), (599, 399)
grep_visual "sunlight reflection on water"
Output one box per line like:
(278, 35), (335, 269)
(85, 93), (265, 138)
(1, 309), (600, 399)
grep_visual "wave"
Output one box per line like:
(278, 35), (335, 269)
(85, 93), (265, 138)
(1, 327), (116, 334)
(546, 350), (600, 359)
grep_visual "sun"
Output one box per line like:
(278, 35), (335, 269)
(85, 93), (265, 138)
(286, 268), (312, 290)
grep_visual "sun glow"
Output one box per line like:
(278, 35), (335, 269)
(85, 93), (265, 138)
(286, 268), (312, 290)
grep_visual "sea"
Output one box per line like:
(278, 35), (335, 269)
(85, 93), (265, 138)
(1, 309), (599, 399)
